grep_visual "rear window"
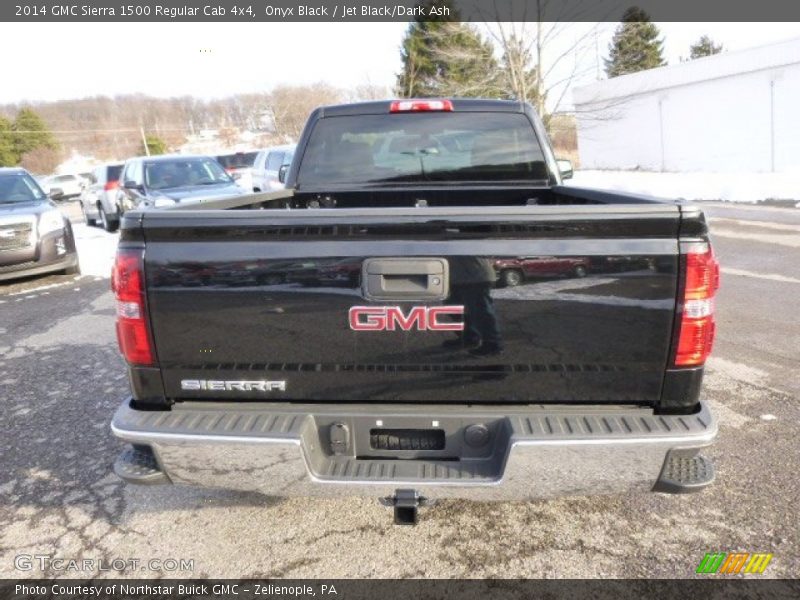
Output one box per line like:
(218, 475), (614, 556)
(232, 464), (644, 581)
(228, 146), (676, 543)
(216, 152), (258, 169)
(297, 112), (547, 186)
(106, 165), (123, 181)
(266, 152), (284, 171)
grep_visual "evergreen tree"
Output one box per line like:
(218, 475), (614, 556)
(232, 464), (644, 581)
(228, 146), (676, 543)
(605, 8), (666, 78)
(397, 1), (502, 98)
(142, 134), (167, 156)
(12, 108), (58, 157)
(689, 35), (723, 59)
(0, 117), (17, 167)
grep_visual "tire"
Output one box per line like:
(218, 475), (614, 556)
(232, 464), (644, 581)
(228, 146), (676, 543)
(64, 260), (81, 276)
(573, 265), (587, 278)
(81, 203), (97, 226)
(501, 269), (523, 287)
(98, 205), (119, 233)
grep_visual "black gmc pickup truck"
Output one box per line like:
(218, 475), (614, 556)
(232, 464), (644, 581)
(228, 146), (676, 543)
(110, 99), (719, 524)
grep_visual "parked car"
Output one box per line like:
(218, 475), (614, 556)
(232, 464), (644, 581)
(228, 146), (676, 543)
(40, 173), (84, 200)
(318, 257), (362, 287)
(494, 256), (591, 287)
(251, 144), (295, 192)
(78, 163), (124, 232)
(216, 151), (258, 192)
(284, 261), (322, 287)
(116, 155), (247, 212)
(0, 168), (79, 282)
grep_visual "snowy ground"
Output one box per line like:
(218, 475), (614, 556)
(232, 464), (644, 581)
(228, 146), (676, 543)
(568, 170), (800, 204)
(71, 222), (118, 278)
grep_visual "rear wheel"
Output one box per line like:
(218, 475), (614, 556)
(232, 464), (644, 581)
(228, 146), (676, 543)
(573, 265), (587, 278)
(81, 203), (97, 226)
(64, 260), (81, 276)
(99, 205), (119, 233)
(501, 269), (523, 287)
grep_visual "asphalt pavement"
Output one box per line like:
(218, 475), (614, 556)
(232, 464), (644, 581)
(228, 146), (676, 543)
(0, 201), (797, 578)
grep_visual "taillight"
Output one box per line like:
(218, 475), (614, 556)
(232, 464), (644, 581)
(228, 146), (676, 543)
(111, 249), (155, 366)
(390, 99), (453, 112)
(104, 180), (119, 191)
(674, 243), (720, 367)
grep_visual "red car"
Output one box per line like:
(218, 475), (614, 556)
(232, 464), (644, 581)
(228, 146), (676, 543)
(493, 256), (590, 287)
(318, 258), (362, 287)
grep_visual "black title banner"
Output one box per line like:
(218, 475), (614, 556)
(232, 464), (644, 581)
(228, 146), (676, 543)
(4, 0), (800, 22)
(3, 579), (800, 600)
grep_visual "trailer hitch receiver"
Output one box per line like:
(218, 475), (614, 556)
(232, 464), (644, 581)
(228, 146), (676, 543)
(380, 489), (429, 525)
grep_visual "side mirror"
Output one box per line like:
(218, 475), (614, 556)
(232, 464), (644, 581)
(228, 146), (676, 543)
(278, 164), (289, 184)
(124, 180), (143, 191)
(48, 187), (64, 200)
(556, 159), (573, 180)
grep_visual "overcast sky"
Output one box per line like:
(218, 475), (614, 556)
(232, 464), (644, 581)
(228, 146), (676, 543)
(1, 22), (799, 110)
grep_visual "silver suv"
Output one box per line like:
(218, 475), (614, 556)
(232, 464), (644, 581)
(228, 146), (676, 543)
(78, 163), (123, 232)
(251, 144), (295, 192)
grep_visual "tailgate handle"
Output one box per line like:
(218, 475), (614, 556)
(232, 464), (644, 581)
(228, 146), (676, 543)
(362, 258), (449, 301)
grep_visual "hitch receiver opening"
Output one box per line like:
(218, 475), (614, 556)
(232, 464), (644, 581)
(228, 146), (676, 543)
(381, 488), (427, 526)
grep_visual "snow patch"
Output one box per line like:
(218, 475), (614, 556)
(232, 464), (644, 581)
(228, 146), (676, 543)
(72, 223), (118, 278)
(568, 170), (800, 203)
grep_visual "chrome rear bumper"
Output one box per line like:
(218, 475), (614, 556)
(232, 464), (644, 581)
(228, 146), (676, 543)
(111, 400), (716, 501)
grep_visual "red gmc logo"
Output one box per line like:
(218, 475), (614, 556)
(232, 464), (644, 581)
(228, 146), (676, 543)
(349, 306), (465, 331)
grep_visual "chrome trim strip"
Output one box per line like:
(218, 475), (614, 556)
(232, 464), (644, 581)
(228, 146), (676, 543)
(110, 423), (302, 445)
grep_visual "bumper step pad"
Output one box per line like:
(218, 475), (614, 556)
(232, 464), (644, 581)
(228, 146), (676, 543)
(653, 452), (714, 494)
(114, 445), (169, 485)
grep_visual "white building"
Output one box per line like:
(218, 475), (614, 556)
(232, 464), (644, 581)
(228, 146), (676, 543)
(573, 37), (800, 173)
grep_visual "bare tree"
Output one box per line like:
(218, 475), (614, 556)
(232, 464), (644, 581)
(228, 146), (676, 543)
(217, 127), (239, 148)
(19, 146), (63, 174)
(350, 77), (392, 102)
(268, 83), (344, 140)
(482, 1), (604, 126)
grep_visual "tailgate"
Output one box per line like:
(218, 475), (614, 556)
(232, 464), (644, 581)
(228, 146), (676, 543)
(142, 205), (680, 404)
